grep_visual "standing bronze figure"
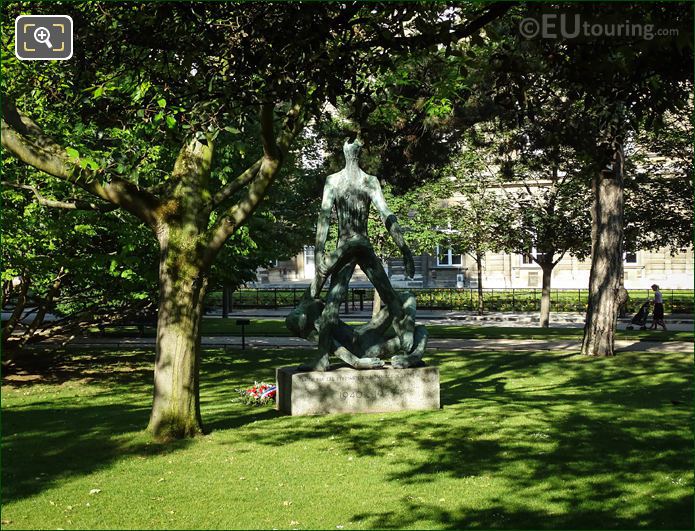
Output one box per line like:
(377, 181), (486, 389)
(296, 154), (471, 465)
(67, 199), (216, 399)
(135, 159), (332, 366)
(286, 139), (428, 370)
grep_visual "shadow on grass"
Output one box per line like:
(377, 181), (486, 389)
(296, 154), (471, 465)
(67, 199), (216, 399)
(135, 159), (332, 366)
(2, 349), (185, 503)
(1, 347), (306, 504)
(2, 350), (154, 388)
(351, 351), (692, 529)
(2, 346), (692, 529)
(1, 402), (192, 503)
(206, 349), (693, 529)
(348, 495), (693, 530)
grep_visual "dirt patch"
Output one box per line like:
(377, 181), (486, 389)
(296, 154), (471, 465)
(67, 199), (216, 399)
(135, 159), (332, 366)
(2, 350), (152, 388)
(2, 373), (44, 383)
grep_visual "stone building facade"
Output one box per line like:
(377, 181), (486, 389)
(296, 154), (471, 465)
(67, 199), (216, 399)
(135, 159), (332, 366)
(255, 245), (694, 290)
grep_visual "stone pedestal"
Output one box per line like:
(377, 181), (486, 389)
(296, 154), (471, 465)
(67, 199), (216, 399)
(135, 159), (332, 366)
(276, 364), (440, 416)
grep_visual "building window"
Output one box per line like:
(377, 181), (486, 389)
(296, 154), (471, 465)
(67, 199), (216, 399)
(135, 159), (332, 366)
(303, 246), (315, 279)
(436, 244), (463, 267)
(624, 251), (638, 264)
(304, 246), (315, 265)
(520, 248), (543, 266)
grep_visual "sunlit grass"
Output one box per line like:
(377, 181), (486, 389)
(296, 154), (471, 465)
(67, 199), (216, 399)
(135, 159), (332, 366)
(2, 348), (692, 529)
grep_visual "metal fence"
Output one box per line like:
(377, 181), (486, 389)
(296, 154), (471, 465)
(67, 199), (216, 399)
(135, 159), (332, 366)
(207, 288), (694, 314)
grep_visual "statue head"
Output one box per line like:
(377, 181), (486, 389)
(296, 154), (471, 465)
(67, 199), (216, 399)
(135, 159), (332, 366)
(343, 137), (363, 164)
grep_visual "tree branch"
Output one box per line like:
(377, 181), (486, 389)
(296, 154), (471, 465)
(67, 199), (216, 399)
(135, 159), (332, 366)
(356, 2), (513, 51)
(20, 267), (66, 346)
(2, 181), (118, 212)
(552, 249), (568, 268)
(260, 103), (280, 160)
(1, 99), (162, 227)
(203, 96), (307, 267)
(211, 158), (263, 206)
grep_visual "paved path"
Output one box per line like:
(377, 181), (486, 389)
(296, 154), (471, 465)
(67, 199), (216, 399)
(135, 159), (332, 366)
(6, 310), (692, 330)
(53, 335), (693, 353)
(207, 309), (695, 331)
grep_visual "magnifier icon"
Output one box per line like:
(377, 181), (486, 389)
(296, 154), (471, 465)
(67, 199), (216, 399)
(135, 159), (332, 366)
(33, 26), (53, 49)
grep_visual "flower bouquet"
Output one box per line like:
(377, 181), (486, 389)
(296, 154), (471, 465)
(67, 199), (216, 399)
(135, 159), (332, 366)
(234, 381), (277, 406)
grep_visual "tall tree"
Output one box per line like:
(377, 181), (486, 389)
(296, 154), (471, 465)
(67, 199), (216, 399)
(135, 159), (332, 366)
(462, 2), (692, 351)
(503, 168), (592, 327)
(428, 149), (513, 315)
(563, 5), (693, 356)
(474, 108), (593, 327)
(2, 2), (340, 438)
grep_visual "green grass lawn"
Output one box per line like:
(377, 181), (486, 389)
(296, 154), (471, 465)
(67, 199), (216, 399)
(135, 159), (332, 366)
(90, 318), (694, 342)
(2, 347), (692, 529)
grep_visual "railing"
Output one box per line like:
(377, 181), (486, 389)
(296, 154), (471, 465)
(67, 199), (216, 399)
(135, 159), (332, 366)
(205, 288), (694, 314)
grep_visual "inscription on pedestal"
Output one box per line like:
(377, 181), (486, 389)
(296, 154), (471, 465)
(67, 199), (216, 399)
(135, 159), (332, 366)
(276, 365), (440, 416)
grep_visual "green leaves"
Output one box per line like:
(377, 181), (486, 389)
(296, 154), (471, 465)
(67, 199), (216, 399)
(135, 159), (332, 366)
(120, 268), (136, 280)
(74, 224), (98, 236)
(80, 158), (99, 171)
(424, 97), (453, 119)
(66, 148), (99, 170)
(132, 81), (152, 103)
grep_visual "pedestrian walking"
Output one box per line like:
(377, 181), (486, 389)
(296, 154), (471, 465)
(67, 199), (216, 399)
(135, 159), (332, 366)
(649, 284), (667, 330)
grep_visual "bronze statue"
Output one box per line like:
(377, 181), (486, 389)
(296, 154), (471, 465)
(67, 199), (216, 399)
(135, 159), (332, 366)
(286, 139), (428, 370)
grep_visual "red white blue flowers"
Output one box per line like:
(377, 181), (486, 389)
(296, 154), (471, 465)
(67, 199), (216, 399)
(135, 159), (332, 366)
(235, 382), (277, 406)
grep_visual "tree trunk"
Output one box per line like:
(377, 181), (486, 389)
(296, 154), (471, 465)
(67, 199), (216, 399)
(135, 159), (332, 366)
(581, 148), (624, 357)
(2, 275), (29, 346)
(2, 279), (12, 309)
(539, 264), (553, 328)
(21, 268), (64, 345)
(476, 252), (484, 315)
(147, 226), (208, 439)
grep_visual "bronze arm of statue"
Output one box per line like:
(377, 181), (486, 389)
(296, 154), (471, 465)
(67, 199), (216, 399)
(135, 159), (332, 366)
(371, 195), (415, 280)
(310, 182), (335, 299)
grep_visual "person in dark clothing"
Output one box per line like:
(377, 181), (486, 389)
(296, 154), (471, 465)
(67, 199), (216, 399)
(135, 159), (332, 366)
(649, 284), (667, 330)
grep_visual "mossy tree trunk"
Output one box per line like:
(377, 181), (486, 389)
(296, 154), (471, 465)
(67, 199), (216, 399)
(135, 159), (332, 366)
(147, 225), (208, 438)
(146, 136), (214, 438)
(581, 146), (624, 357)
